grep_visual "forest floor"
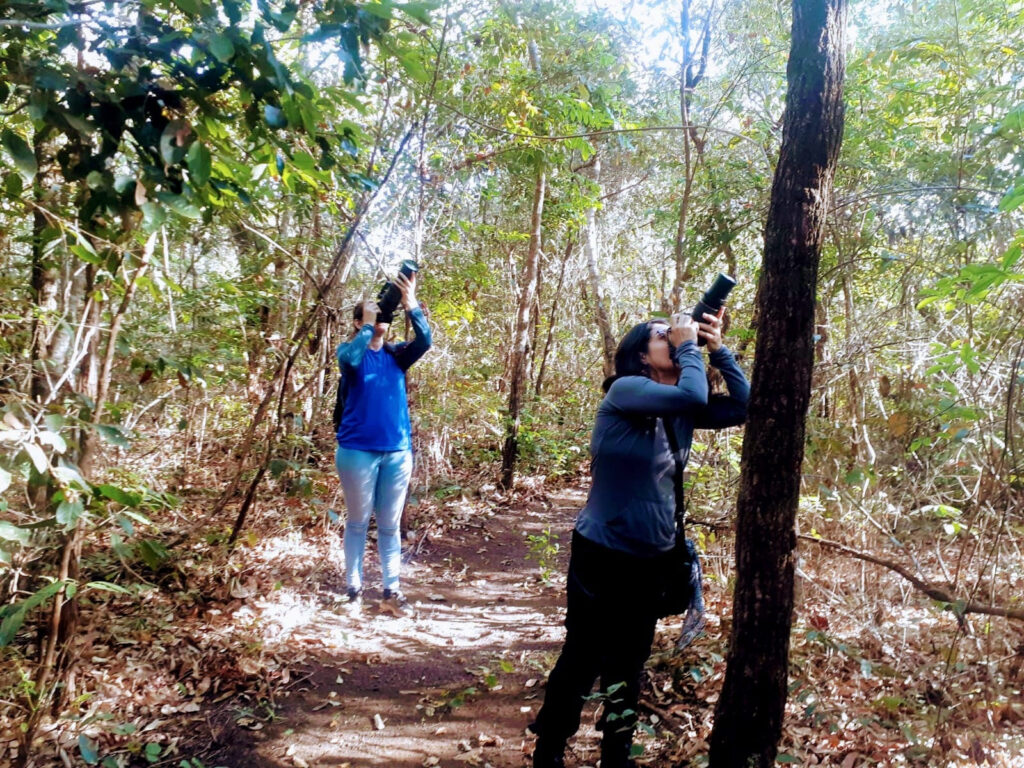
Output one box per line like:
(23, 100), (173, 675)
(4, 470), (1024, 768)
(206, 482), (583, 768)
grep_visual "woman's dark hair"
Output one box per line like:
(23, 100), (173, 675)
(353, 303), (364, 322)
(602, 321), (655, 392)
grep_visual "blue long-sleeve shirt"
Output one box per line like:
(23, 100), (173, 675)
(574, 341), (749, 556)
(335, 305), (432, 451)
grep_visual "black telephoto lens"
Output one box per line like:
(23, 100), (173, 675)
(691, 273), (736, 346)
(376, 260), (420, 323)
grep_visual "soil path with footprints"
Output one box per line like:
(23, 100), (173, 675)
(210, 486), (614, 768)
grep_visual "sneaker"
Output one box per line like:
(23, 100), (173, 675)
(379, 589), (413, 618)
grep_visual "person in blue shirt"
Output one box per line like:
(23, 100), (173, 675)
(335, 271), (431, 617)
(531, 310), (749, 768)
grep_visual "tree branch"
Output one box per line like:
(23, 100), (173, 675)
(431, 99), (774, 169)
(798, 534), (1024, 622)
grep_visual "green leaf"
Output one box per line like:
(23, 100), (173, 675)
(0, 580), (64, 646)
(56, 499), (85, 528)
(208, 33), (235, 63)
(24, 443), (49, 473)
(359, 3), (395, 19)
(79, 734), (100, 765)
(95, 424), (131, 448)
(44, 414), (66, 432)
(97, 484), (139, 507)
(141, 203), (167, 231)
(1001, 241), (1022, 270)
(1, 129), (37, 181)
(120, 509), (154, 529)
(291, 151), (316, 173)
(164, 195), (202, 220)
(999, 182), (1024, 213)
(395, 1), (437, 25)
(5, 171), (23, 197)
(186, 141), (212, 187)
(85, 581), (133, 594)
(998, 105), (1024, 137)
(170, 0), (201, 14)
(38, 429), (67, 454)
(70, 243), (102, 264)
(396, 51), (431, 83)
(138, 539), (169, 570)
(52, 461), (89, 490)
(776, 755), (803, 765)
(110, 533), (132, 561)
(0, 520), (30, 545)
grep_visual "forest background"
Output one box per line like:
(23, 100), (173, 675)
(1, 0), (1022, 766)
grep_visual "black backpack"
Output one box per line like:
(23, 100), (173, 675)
(331, 371), (349, 433)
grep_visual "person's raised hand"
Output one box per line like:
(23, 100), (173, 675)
(395, 271), (418, 310)
(361, 300), (378, 327)
(698, 310), (724, 352)
(669, 312), (699, 348)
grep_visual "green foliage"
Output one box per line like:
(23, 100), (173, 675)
(0, 0), (1022, 761)
(524, 527), (560, 585)
(0, 580), (66, 646)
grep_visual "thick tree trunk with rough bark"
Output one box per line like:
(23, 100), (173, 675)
(709, 1), (846, 766)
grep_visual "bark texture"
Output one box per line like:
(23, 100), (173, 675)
(709, 1), (847, 766)
(500, 168), (545, 490)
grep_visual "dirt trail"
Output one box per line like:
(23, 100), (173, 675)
(211, 488), (598, 768)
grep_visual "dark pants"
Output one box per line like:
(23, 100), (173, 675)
(532, 531), (668, 765)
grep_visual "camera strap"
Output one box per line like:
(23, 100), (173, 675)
(661, 417), (687, 535)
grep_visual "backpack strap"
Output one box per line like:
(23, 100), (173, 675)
(661, 417), (687, 534)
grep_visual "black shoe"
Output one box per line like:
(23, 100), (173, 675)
(600, 741), (637, 768)
(533, 739), (566, 768)
(343, 587), (362, 613)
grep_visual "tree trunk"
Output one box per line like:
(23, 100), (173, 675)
(668, 0), (713, 312)
(536, 239), (573, 397)
(500, 168), (546, 490)
(27, 132), (58, 512)
(709, 2), (847, 766)
(78, 239), (152, 477)
(583, 156), (616, 379)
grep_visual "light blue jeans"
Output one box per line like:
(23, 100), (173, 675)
(335, 446), (413, 593)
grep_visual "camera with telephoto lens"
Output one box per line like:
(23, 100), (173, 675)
(690, 273), (736, 346)
(375, 259), (419, 324)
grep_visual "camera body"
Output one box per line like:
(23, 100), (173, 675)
(375, 259), (419, 324)
(691, 273), (736, 346)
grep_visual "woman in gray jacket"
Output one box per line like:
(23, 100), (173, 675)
(531, 310), (749, 768)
